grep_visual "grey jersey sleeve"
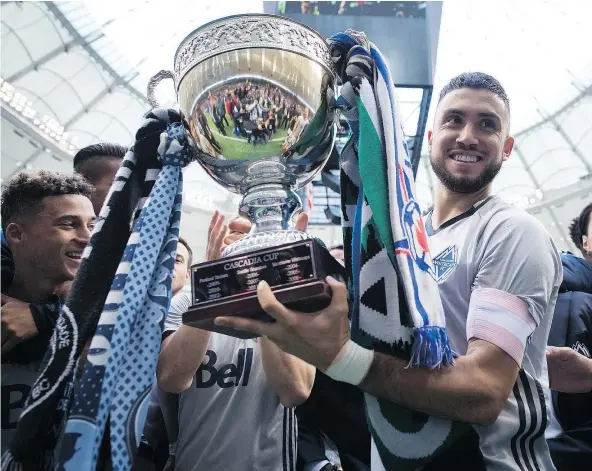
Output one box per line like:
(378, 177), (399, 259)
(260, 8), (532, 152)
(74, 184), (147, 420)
(473, 210), (562, 325)
(165, 292), (192, 332)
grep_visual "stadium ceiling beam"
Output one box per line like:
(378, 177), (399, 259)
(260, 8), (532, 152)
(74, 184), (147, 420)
(516, 84), (592, 138)
(514, 144), (571, 244)
(45, 2), (148, 104)
(14, 149), (44, 174)
(2, 105), (73, 177)
(63, 79), (117, 128)
(542, 205), (570, 251)
(529, 179), (592, 254)
(513, 145), (544, 193)
(1, 106), (71, 159)
(7, 37), (79, 83)
(528, 179), (592, 210)
(548, 117), (592, 176)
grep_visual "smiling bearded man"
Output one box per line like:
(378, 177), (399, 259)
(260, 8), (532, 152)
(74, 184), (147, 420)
(429, 75), (509, 195)
(216, 72), (563, 471)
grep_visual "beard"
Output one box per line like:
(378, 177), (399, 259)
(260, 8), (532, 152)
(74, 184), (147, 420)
(430, 153), (502, 194)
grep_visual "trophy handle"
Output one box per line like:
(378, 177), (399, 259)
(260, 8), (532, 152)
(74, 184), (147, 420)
(147, 70), (176, 108)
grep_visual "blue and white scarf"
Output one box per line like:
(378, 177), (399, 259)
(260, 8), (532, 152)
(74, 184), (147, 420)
(329, 31), (468, 470)
(2, 108), (195, 471)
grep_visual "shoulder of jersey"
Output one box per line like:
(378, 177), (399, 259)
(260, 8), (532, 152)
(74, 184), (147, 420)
(480, 198), (548, 235)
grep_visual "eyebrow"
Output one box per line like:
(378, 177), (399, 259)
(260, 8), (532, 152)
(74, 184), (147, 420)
(443, 108), (501, 121)
(54, 215), (97, 224)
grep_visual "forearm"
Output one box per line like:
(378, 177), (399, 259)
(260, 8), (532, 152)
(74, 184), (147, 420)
(260, 337), (315, 407)
(156, 325), (211, 393)
(571, 356), (592, 392)
(359, 351), (504, 424)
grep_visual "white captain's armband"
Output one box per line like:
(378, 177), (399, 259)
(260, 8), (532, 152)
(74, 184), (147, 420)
(467, 287), (536, 365)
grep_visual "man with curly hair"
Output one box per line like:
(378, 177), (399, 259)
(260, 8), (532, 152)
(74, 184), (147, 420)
(0, 170), (95, 452)
(1, 143), (124, 360)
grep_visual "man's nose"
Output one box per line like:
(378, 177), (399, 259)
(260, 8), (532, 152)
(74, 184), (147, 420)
(75, 225), (92, 245)
(456, 124), (479, 148)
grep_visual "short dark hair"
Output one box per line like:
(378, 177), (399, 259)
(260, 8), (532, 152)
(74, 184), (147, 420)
(568, 204), (592, 251)
(1, 170), (93, 232)
(578, 203), (592, 241)
(438, 72), (510, 115)
(73, 143), (127, 173)
(568, 217), (582, 250)
(178, 236), (193, 268)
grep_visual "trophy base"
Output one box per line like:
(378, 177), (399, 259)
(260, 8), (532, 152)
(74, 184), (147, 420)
(184, 280), (332, 339)
(184, 238), (345, 338)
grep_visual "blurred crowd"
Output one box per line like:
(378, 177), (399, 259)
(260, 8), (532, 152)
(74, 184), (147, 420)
(200, 80), (311, 150)
(278, 1), (427, 18)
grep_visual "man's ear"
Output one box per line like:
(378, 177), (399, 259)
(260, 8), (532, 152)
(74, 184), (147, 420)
(185, 270), (190, 282)
(4, 222), (24, 247)
(502, 136), (515, 161)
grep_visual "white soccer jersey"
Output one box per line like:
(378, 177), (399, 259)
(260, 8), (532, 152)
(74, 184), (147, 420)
(161, 293), (297, 471)
(425, 196), (562, 471)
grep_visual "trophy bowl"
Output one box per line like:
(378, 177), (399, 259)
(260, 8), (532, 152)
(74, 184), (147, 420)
(149, 13), (337, 255)
(148, 14), (344, 337)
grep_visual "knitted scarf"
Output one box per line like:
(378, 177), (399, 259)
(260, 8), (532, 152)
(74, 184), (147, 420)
(2, 108), (194, 471)
(329, 31), (468, 470)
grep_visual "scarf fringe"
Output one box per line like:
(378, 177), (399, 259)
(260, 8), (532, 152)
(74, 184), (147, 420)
(408, 326), (457, 369)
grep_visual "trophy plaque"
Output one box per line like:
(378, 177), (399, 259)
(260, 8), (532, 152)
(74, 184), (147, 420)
(147, 14), (343, 338)
(187, 239), (344, 339)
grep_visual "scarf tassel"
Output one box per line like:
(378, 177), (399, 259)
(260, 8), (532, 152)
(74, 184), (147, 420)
(408, 326), (457, 369)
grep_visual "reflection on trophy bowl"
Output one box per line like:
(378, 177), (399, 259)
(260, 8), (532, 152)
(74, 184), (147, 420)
(175, 14), (337, 200)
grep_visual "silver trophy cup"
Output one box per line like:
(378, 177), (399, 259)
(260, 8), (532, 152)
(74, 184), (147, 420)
(148, 14), (342, 337)
(148, 14), (337, 256)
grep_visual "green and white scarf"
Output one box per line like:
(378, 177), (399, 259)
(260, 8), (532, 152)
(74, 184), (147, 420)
(329, 31), (468, 470)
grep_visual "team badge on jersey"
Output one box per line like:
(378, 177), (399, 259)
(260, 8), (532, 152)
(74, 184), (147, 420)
(432, 245), (458, 282)
(573, 340), (591, 358)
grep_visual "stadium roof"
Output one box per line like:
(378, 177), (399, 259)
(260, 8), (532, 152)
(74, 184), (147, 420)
(2, 0), (590, 255)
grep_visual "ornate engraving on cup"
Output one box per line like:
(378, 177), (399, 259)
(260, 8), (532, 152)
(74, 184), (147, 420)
(174, 15), (333, 83)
